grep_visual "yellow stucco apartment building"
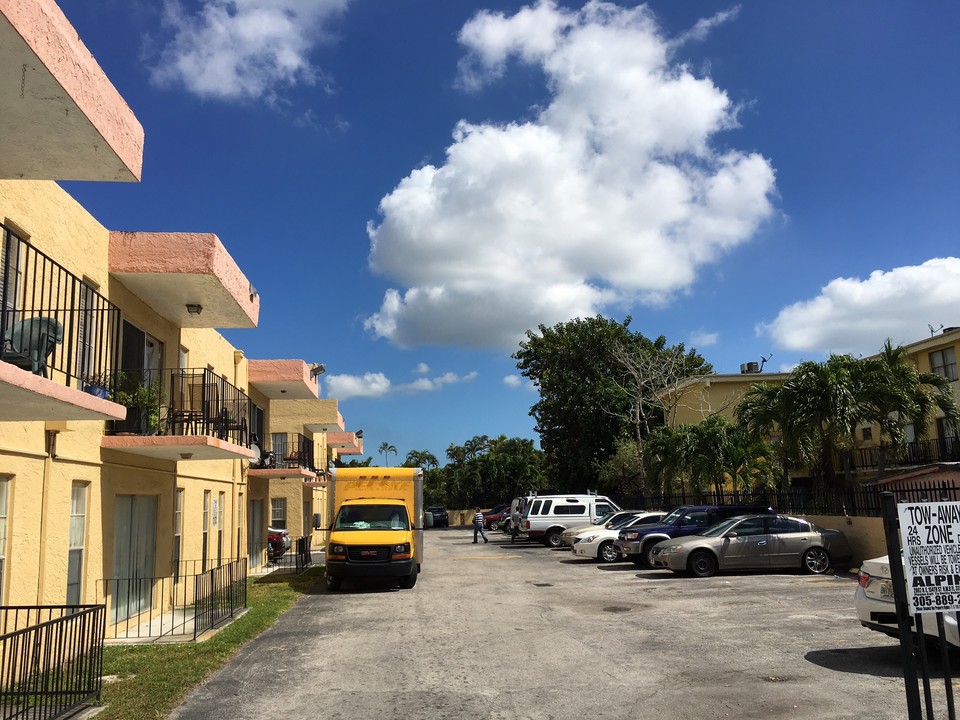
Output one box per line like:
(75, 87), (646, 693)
(0, 0), (362, 635)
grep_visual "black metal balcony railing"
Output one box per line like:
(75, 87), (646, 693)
(110, 367), (253, 446)
(252, 432), (315, 471)
(1, 224), (121, 390)
(250, 536), (314, 573)
(97, 559), (247, 642)
(851, 435), (960, 471)
(0, 604), (106, 720)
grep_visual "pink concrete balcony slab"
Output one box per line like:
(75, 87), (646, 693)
(248, 467), (318, 481)
(248, 360), (318, 400)
(109, 232), (259, 329)
(303, 401), (344, 434)
(101, 434), (256, 462)
(0, 361), (126, 421)
(0, 0), (143, 181)
(327, 431), (363, 454)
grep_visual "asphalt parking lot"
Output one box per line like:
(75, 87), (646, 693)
(170, 527), (951, 720)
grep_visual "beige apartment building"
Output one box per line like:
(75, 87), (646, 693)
(0, 0), (362, 633)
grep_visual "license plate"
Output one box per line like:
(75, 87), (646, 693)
(879, 579), (894, 599)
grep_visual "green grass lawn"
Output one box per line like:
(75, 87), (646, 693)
(97, 567), (322, 719)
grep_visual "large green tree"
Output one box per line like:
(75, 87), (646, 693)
(513, 316), (710, 491)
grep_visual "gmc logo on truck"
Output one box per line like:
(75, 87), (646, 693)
(360, 550), (377, 557)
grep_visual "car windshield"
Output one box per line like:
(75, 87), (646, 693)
(700, 518), (742, 538)
(659, 507), (689, 525)
(334, 504), (410, 530)
(609, 514), (642, 530)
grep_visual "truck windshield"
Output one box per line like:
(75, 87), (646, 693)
(334, 505), (410, 530)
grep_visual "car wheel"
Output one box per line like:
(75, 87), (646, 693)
(543, 529), (563, 547)
(598, 541), (620, 563)
(802, 547), (831, 574)
(688, 550), (718, 578)
(325, 574), (342, 591)
(490, 520), (500, 531)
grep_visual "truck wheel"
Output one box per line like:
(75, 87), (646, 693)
(398, 567), (418, 589)
(642, 541), (660, 567)
(325, 574), (342, 591)
(629, 556), (645, 566)
(543, 529), (563, 548)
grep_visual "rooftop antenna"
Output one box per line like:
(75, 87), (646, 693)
(929, 323), (944, 336)
(758, 353), (772, 372)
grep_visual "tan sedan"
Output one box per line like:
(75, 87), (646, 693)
(649, 514), (852, 578)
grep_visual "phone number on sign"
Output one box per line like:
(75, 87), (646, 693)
(915, 593), (958, 608)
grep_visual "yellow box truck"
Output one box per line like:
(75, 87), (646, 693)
(324, 466), (424, 591)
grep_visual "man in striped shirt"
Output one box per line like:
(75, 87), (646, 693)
(472, 507), (488, 544)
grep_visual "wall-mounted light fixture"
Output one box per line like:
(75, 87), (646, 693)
(309, 363), (326, 379)
(355, 429), (363, 439)
(180, 452), (194, 460)
(186, 303), (203, 315)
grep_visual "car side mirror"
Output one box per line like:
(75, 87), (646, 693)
(724, 531), (739, 538)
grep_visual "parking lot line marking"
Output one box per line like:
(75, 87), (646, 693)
(452, 555), (522, 560)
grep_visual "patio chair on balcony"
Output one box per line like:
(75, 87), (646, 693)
(214, 401), (248, 446)
(167, 372), (206, 435)
(2, 316), (64, 377)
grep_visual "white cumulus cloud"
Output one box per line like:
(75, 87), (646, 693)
(759, 257), (960, 356)
(365, 0), (776, 350)
(324, 372), (391, 400)
(690, 329), (719, 347)
(150, 0), (348, 102)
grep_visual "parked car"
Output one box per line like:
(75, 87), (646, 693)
(560, 510), (650, 548)
(571, 511), (666, 562)
(522, 494), (621, 547)
(649, 514), (852, 577)
(426, 505), (449, 527)
(855, 554), (960, 648)
(615, 504), (775, 566)
(483, 503), (511, 530)
(267, 526), (291, 562)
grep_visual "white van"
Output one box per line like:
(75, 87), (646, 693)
(521, 493), (620, 547)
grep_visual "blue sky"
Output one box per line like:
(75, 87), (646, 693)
(56, 1), (960, 465)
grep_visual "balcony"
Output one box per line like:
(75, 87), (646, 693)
(248, 359), (319, 400)
(249, 432), (317, 480)
(0, 224), (126, 421)
(109, 232), (259, 329)
(327, 430), (363, 455)
(851, 436), (960, 472)
(0, 0), (143, 181)
(100, 368), (256, 461)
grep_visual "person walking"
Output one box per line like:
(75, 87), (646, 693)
(472, 507), (488, 544)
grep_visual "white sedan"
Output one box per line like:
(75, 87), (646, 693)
(572, 512), (665, 563)
(855, 555), (960, 647)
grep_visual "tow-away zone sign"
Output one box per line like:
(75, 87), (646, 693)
(898, 501), (960, 614)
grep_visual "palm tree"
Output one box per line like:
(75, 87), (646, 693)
(404, 449), (439, 469)
(378, 442), (398, 466)
(736, 341), (960, 489)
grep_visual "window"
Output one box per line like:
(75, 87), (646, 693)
(930, 348), (958, 381)
(732, 517), (767, 537)
(685, 511), (710, 526)
(173, 489), (183, 582)
(595, 503), (614, 516)
(217, 491), (225, 566)
(861, 427), (873, 441)
(0, 478), (8, 604)
(769, 517), (807, 534)
(67, 483), (87, 605)
(271, 498), (287, 530)
(202, 490), (210, 570)
(539, 499), (552, 514)
(554, 504), (586, 515)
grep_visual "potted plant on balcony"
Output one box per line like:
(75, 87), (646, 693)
(80, 370), (114, 399)
(114, 371), (165, 434)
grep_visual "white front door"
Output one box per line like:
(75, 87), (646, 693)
(112, 495), (157, 623)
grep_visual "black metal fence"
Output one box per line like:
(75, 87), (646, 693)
(617, 479), (960, 518)
(0, 605), (106, 720)
(97, 558), (248, 641)
(250, 536), (313, 574)
(1, 224), (121, 389)
(853, 436), (960, 470)
(251, 433), (315, 471)
(110, 367), (254, 445)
